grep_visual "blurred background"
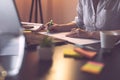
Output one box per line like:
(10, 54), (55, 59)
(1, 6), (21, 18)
(15, 0), (78, 24)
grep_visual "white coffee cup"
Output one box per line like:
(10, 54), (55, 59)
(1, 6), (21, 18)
(100, 31), (120, 49)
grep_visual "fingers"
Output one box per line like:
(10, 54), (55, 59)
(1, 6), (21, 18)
(66, 33), (79, 38)
(66, 28), (89, 38)
(32, 25), (45, 32)
(32, 21), (54, 32)
(46, 23), (60, 33)
(66, 29), (80, 38)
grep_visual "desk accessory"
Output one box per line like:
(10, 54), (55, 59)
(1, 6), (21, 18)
(81, 61), (104, 74)
(0, 66), (7, 80)
(74, 47), (97, 58)
(39, 36), (53, 47)
(38, 36), (54, 60)
(63, 48), (84, 58)
(100, 30), (120, 53)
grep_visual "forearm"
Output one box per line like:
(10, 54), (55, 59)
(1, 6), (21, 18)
(57, 21), (78, 32)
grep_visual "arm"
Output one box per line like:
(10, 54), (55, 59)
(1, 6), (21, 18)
(48, 0), (84, 33)
(48, 21), (78, 32)
(32, 21), (78, 32)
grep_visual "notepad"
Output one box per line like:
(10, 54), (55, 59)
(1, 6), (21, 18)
(63, 48), (84, 58)
(81, 61), (104, 74)
(74, 47), (97, 58)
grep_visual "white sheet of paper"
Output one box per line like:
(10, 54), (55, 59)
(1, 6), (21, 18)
(39, 32), (100, 45)
(21, 22), (43, 31)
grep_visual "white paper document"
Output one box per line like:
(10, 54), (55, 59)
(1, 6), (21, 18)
(21, 22), (43, 31)
(39, 32), (100, 45)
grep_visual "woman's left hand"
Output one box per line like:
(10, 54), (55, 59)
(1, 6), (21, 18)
(66, 28), (100, 39)
(66, 28), (91, 39)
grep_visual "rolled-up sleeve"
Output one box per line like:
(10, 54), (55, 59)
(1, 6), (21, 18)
(75, 0), (84, 28)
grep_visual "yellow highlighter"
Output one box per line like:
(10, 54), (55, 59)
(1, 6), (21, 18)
(49, 20), (53, 26)
(47, 20), (53, 33)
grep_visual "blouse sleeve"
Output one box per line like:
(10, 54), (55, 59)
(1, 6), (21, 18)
(75, 0), (84, 29)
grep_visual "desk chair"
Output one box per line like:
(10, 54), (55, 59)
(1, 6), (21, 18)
(0, 35), (25, 76)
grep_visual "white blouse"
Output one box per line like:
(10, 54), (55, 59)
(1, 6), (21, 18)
(75, 0), (120, 32)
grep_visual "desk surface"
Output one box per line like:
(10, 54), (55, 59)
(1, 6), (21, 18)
(5, 43), (120, 80)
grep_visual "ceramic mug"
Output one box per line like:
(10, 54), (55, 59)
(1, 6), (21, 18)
(100, 31), (120, 49)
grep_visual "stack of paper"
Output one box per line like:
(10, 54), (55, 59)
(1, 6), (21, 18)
(39, 32), (100, 45)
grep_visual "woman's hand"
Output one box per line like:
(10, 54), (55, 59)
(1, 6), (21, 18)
(32, 21), (77, 33)
(66, 28), (91, 38)
(66, 28), (100, 39)
(32, 22), (61, 33)
(45, 23), (60, 33)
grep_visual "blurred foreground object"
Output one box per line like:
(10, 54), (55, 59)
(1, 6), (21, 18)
(0, 65), (7, 80)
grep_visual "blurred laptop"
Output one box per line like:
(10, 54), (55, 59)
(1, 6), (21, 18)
(0, 0), (25, 76)
(0, 0), (23, 35)
(0, 0), (25, 55)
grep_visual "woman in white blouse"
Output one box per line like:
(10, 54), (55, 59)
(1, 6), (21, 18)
(36, 0), (120, 39)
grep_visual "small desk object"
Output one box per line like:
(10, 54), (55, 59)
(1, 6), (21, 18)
(0, 65), (7, 80)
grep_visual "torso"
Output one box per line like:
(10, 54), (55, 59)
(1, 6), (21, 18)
(77, 0), (120, 31)
(92, 0), (99, 13)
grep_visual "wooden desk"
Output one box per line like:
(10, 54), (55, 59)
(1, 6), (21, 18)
(5, 43), (120, 80)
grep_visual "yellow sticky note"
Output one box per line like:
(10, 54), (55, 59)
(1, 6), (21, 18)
(63, 48), (83, 58)
(81, 61), (104, 74)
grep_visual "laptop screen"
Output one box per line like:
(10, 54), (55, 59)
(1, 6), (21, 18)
(0, 0), (22, 35)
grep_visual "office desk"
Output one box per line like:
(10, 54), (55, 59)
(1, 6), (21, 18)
(6, 43), (120, 80)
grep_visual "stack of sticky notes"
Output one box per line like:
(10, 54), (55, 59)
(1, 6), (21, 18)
(74, 47), (97, 58)
(81, 61), (104, 74)
(63, 48), (84, 58)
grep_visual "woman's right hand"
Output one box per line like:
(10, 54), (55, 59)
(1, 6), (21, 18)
(32, 22), (60, 33)
(45, 23), (60, 33)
